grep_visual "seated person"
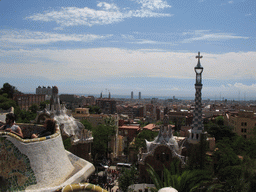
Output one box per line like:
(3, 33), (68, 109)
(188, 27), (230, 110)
(0, 113), (23, 138)
(31, 119), (56, 138)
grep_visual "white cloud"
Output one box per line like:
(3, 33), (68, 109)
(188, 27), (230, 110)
(134, 0), (171, 10)
(1, 48), (256, 97)
(97, 2), (119, 11)
(129, 39), (176, 45)
(204, 82), (256, 99)
(0, 30), (112, 44)
(1, 48), (256, 82)
(121, 34), (135, 39)
(26, 1), (172, 27)
(26, 7), (124, 27)
(228, 1), (234, 4)
(182, 30), (249, 43)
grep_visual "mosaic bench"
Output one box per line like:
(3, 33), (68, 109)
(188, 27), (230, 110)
(17, 123), (46, 139)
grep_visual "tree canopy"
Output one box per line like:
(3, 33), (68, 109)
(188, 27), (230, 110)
(118, 166), (138, 192)
(0, 83), (21, 98)
(88, 105), (101, 114)
(0, 94), (17, 110)
(134, 129), (158, 151)
(80, 119), (93, 131)
(91, 117), (116, 161)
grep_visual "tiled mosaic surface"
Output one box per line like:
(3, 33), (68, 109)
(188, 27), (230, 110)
(55, 183), (108, 192)
(0, 124), (60, 143)
(18, 123), (46, 139)
(0, 137), (37, 191)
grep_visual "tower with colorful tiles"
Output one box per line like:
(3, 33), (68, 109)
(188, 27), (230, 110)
(190, 52), (204, 141)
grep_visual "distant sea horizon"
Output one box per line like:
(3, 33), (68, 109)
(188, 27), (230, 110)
(24, 92), (256, 101)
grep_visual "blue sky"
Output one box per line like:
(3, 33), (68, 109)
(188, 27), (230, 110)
(0, 0), (255, 100)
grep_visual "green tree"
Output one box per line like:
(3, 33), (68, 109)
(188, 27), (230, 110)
(15, 109), (37, 123)
(245, 139), (256, 159)
(215, 116), (224, 126)
(63, 137), (72, 151)
(217, 165), (249, 191)
(29, 104), (39, 114)
(134, 130), (158, 151)
(118, 166), (138, 192)
(80, 119), (93, 131)
(213, 142), (241, 173)
(147, 163), (212, 192)
(206, 123), (236, 142)
(39, 100), (50, 110)
(0, 94), (17, 110)
(0, 83), (20, 98)
(138, 120), (149, 127)
(92, 117), (116, 161)
(88, 105), (101, 114)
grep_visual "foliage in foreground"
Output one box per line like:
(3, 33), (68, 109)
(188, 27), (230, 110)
(146, 163), (212, 192)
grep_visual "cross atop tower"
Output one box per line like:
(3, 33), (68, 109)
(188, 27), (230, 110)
(196, 52), (203, 66)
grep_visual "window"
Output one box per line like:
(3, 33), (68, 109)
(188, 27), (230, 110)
(241, 128), (243, 133)
(244, 129), (247, 133)
(166, 154), (169, 161)
(243, 135), (247, 139)
(125, 130), (128, 135)
(241, 122), (247, 126)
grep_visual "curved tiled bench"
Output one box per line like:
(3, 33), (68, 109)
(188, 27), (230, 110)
(0, 125), (60, 143)
(0, 125), (95, 192)
(56, 183), (108, 192)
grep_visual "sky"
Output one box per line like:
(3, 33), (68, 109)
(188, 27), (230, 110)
(0, 0), (256, 100)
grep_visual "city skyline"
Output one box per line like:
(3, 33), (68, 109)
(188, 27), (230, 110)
(0, 0), (256, 99)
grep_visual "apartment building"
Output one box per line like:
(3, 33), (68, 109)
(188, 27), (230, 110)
(224, 110), (256, 139)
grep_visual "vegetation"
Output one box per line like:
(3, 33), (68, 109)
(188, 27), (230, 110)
(0, 83), (51, 123)
(91, 117), (116, 161)
(63, 137), (72, 151)
(134, 129), (158, 151)
(80, 119), (93, 131)
(39, 100), (50, 110)
(0, 83), (21, 99)
(0, 94), (18, 110)
(138, 120), (149, 127)
(118, 166), (138, 192)
(204, 116), (256, 191)
(88, 105), (101, 114)
(147, 117), (256, 191)
(147, 161), (212, 192)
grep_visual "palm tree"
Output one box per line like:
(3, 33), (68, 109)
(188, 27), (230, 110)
(146, 163), (212, 192)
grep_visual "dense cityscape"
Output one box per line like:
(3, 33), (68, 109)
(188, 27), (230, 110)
(1, 73), (256, 191)
(1, 0), (256, 191)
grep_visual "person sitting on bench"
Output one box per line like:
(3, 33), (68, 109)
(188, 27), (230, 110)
(31, 119), (56, 138)
(0, 113), (23, 138)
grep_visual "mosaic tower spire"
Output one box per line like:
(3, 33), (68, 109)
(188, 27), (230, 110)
(190, 52), (204, 140)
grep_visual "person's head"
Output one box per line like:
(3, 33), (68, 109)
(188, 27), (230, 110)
(44, 119), (56, 134)
(6, 113), (15, 124)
